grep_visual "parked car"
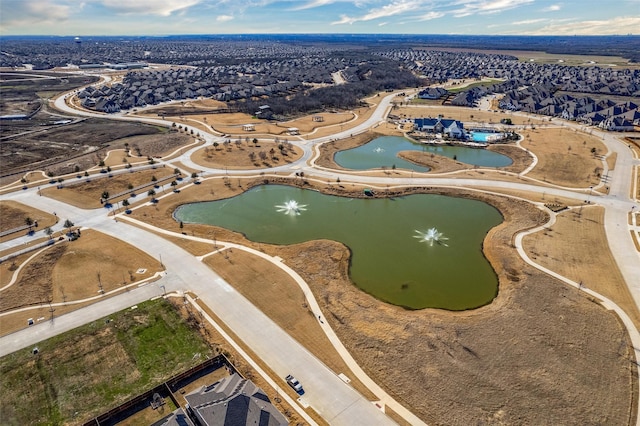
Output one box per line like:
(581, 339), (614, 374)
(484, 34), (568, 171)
(285, 374), (304, 394)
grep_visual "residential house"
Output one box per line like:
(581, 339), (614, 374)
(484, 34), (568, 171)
(184, 373), (287, 426)
(413, 116), (465, 138)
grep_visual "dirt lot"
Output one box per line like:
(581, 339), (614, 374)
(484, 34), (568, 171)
(521, 127), (605, 187)
(0, 71), (97, 116)
(191, 139), (303, 170)
(125, 177), (636, 425)
(0, 229), (162, 334)
(0, 116), (177, 182)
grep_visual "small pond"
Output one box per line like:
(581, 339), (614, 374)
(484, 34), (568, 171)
(174, 185), (503, 310)
(334, 136), (512, 170)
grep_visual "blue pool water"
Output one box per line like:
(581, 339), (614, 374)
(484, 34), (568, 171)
(470, 132), (504, 142)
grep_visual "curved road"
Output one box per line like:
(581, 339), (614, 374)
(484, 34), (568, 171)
(1, 83), (638, 425)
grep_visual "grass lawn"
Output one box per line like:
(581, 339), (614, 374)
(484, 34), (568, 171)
(0, 298), (212, 426)
(447, 79), (503, 93)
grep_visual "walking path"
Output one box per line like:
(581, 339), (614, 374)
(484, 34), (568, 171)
(1, 81), (638, 425)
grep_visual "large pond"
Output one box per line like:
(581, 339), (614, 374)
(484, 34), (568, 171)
(174, 185), (503, 310)
(334, 136), (512, 170)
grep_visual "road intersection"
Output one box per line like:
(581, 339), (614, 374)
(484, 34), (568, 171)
(1, 84), (639, 425)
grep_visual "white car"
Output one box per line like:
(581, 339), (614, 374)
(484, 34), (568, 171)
(285, 374), (304, 394)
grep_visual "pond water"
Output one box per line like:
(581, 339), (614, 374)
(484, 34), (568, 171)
(334, 136), (512, 170)
(174, 185), (503, 310)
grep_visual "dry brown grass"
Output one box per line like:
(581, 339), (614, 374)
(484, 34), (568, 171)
(625, 137), (640, 158)
(134, 90), (387, 141)
(0, 230), (162, 335)
(175, 296), (321, 426)
(632, 231), (640, 252)
(277, 196), (635, 426)
(474, 187), (582, 206)
(122, 177), (635, 424)
(394, 105), (547, 126)
(202, 249), (377, 400)
(523, 206), (640, 328)
(41, 168), (176, 209)
(608, 152), (618, 171)
(397, 150), (468, 173)
(0, 201), (58, 241)
(191, 140), (303, 170)
(636, 166), (640, 200)
(521, 127), (605, 187)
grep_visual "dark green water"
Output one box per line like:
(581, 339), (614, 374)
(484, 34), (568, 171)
(334, 136), (512, 170)
(174, 185), (503, 310)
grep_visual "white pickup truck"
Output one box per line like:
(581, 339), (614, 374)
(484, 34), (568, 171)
(285, 374), (304, 394)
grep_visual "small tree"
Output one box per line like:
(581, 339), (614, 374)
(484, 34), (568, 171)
(191, 172), (198, 179)
(25, 217), (34, 228)
(44, 227), (53, 239)
(148, 189), (156, 198)
(173, 168), (181, 175)
(101, 190), (109, 200)
(252, 138), (258, 146)
(122, 199), (130, 208)
(63, 219), (74, 234)
(151, 175), (157, 182)
(171, 180), (178, 188)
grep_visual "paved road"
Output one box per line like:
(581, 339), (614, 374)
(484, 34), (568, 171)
(0, 209), (394, 425)
(1, 80), (639, 425)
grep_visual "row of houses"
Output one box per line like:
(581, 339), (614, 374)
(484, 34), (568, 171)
(382, 49), (639, 131)
(77, 55), (351, 112)
(498, 83), (640, 130)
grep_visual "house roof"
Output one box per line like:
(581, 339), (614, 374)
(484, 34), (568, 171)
(185, 373), (287, 426)
(152, 408), (195, 426)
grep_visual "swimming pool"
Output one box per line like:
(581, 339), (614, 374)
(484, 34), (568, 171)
(470, 132), (505, 142)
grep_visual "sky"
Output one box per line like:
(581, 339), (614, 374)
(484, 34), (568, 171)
(1, 0), (639, 36)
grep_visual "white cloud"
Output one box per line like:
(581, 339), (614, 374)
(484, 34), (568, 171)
(0, 0), (71, 27)
(452, 0), (534, 17)
(418, 11), (445, 21)
(512, 18), (546, 25)
(292, 0), (338, 10)
(216, 14), (234, 22)
(332, 0), (421, 25)
(527, 16), (640, 35)
(100, 0), (201, 16)
(542, 4), (562, 12)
